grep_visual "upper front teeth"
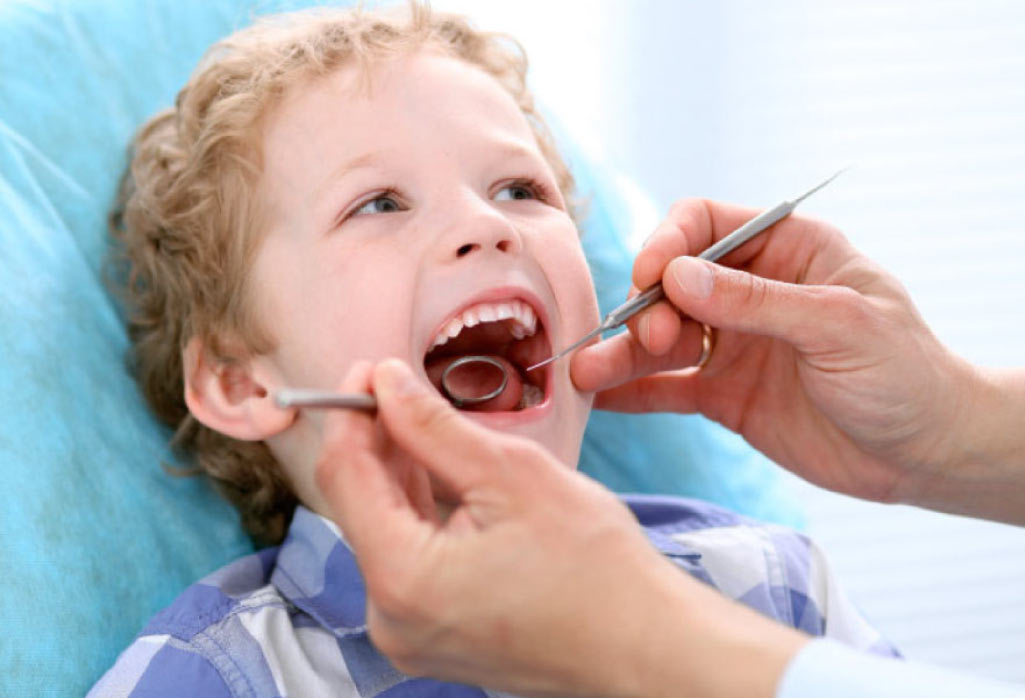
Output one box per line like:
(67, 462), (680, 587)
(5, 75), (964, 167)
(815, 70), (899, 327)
(429, 300), (538, 352)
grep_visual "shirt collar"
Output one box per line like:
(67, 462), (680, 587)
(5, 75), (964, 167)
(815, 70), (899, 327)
(270, 505), (368, 637)
(644, 527), (703, 561)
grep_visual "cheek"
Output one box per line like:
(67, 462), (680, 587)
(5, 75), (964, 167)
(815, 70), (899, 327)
(545, 232), (601, 331)
(335, 241), (421, 348)
(254, 239), (419, 386)
(570, 253), (601, 325)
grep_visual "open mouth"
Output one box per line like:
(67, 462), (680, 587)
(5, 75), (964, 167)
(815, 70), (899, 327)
(423, 298), (552, 413)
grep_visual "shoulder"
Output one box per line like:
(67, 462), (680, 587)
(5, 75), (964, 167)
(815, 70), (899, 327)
(623, 492), (770, 533)
(140, 547), (281, 641)
(88, 633), (234, 697)
(90, 548), (286, 698)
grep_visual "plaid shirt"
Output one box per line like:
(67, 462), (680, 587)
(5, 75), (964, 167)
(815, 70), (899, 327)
(90, 495), (898, 697)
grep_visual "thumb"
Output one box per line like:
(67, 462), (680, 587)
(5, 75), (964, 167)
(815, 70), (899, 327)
(373, 359), (510, 496)
(663, 256), (849, 350)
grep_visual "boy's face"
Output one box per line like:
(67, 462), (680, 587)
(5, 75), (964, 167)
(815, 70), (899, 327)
(248, 51), (600, 505)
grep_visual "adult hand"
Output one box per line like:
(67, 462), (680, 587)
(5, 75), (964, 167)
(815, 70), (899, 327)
(315, 358), (806, 696)
(571, 198), (1016, 521)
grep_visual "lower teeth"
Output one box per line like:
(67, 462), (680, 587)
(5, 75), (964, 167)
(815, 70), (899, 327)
(516, 383), (544, 410)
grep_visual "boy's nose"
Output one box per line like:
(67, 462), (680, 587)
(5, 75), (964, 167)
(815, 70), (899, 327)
(440, 211), (523, 262)
(454, 233), (516, 258)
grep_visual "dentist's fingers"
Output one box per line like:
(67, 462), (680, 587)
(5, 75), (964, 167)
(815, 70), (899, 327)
(315, 361), (428, 559)
(317, 360), (377, 480)
(592, 370), (703, 414)
(575, 258), (862, 402)
(627, 199), (767, 357)
(661, 257), (856, 351)
(571, 320), (708, 394)
(625, 292), (682, 358)
(373, 359), (533, 501)
(633, 198), (765, 291)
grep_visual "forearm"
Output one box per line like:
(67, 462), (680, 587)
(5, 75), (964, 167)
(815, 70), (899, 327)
(609, 561), (808, 697)
(911, 364), (1025, 525)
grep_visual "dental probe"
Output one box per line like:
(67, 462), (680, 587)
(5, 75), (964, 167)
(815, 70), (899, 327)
(526, 168), (848, 372)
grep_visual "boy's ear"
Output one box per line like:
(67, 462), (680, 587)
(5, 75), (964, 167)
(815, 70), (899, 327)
(183, 337), (294, 441)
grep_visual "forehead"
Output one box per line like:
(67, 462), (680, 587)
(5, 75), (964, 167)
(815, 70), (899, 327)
(259, 50), (540, 201)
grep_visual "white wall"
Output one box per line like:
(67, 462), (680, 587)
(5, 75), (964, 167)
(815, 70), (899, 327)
(433, 0), (1025, 685)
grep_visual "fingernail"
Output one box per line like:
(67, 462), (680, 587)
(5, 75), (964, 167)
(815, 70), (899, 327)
(379, 359), (425, 397)
(670, 257), (713, 299)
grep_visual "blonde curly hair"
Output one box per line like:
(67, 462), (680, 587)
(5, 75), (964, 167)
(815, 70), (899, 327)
(111, 2), (576, 545)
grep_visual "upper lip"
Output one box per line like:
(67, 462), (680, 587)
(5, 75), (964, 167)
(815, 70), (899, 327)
(422, 285), (553, 359)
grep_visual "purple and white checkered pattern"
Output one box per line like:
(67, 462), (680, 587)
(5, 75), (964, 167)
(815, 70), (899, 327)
(89, 495), (898, 697)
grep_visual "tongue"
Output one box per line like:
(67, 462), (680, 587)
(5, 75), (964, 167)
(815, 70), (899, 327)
(424, 354), (523, 412)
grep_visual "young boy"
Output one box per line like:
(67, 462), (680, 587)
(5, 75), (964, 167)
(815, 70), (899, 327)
(90, 4), (897, 696)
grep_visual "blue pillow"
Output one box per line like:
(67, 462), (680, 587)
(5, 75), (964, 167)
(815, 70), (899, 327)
(0, 1), (800, 695)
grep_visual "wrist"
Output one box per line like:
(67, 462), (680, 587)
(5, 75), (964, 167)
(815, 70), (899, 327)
(907, 362), (1025, 524)
(615, 559), (808, 697)
(681, 581), (809, 697)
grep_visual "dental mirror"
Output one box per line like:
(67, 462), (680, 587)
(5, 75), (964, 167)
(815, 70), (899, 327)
(274, 355), (510, 412)
(438, 354), (509, 408)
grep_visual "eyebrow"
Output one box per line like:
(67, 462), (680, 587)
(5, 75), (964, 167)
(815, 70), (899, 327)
(490, 141), (545, 166)
(314, 150), (383, 202)
(314, 139), (547, 206)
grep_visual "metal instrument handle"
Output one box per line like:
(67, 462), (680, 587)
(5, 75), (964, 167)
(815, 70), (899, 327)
(604, 200), (795, 331)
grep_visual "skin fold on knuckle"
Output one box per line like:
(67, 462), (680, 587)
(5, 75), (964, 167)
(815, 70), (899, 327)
(732, 266), (770, 315)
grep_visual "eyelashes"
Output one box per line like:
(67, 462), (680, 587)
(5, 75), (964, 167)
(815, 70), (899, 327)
(501, 177), (555, 204)
(348, 188), (405, 219)
(334, 177), (559, 229)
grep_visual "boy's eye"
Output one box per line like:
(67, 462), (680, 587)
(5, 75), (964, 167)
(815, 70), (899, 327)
(494, 183), (538, 202)
(353, 194), (403, 216)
